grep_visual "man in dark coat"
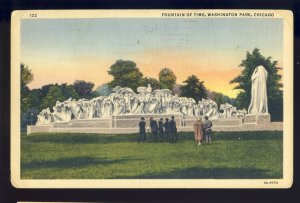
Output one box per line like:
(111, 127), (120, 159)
(164, 118), (170, 141)
(169, 116), (177, 143)
(158, 118), (164, 138)
(138, 117), (146, 143)
(150, 117), (159, 142)
(203, 116), (213, 144)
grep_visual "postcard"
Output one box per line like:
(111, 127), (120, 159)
(11, 9), (293, 188)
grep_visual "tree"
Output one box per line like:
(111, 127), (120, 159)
(26, 89), (43, 109)
(61, 83), (79, 100)
(21, 107), (40, 130)
(21, 63), (33, 86)
(41, 85), (65, 110)
(108, 60), (143, 92)
(21, 63), (33, 98)
(208, 91), (235, 108)
(210, 92), (224, 107)
(21, 89), (42, 128)
(140, 77), (162, 90)
(230, 48), (283, 121)
(159, 68), (177, 90)
(180, 75), (207, 101)
(41, 84), (54, 97)
(73, 80), (94, 98)
(21, 63), (34, 115)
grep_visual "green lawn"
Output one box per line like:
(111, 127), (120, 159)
(21, 131), (283, 179)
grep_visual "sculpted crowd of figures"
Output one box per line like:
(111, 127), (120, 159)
(36, 84), (247, 125)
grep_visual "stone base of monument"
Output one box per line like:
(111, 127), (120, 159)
(244, 113), (271, 125)
(27, 113), (282, 135)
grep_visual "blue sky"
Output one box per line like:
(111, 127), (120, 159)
(21, 18), (283, 97)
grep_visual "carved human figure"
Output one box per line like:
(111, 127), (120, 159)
(130, 97), (139, 114)
(248, 65), (268, 114)
(37, 108), (52, 124)
(205, 99), (219, 119)
(36, 83), (249, 124)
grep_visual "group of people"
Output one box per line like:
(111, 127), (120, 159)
(137, 115), (213, 146)
(138, 116), (178, 143)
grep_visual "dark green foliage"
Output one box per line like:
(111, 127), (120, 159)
(20, 63), (35, 129)
(40, 84), (79, 110)
(21, 88), (44, 130)
(21, 64), (34, 113)
(159, 68), (177, 90)
(140, 77), (162, 90)
(21, 131), (282, 179)
(41, 86), (65, 110)
(180, 75), (207, 101)
(60, 83), (80, 100)
(21, 108), (40, 131)
(230, 48), (283, 121)
(21, 63), (33, 87)
(73, 80), (95, 99)
(21, 82), (79, 129)
(21, 89), (43, 114)
(208, 91), (236, 108)
(106, 60), (179, 92)
(108, 60), (143, 92)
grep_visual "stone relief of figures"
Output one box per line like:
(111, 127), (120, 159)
(36, 84), (248, 125)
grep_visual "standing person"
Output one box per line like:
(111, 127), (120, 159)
(164, 118), (170, 142)
(150, 117), (159, 142)
(169, 116), (177, 143)
(203, 116), (213, 144)
(138, 117), (146, 143)
(158, 118), (164, 138)
(193, 118), (204, 146)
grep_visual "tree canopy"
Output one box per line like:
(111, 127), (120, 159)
(20, 64), (82, 129)
(230, 48), (283, 121)
(140, 77), (162, 90)
(73, 80), (95, 98)
(159, 68), (177, 90)
(207, 91), (235, 108)
(21, 63), (33, 86)
(21, 63), (33, 97)
(107, 60), (143, 92)
(180, 75), (207, 101)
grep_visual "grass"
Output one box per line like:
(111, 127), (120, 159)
(21, 131), (283, 179)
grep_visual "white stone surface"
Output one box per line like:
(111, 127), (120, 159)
(244, 114), (271, 124)
(27, 120), (283, 135)
(36, 84), (246, 125)
(248, 65), (268, 114)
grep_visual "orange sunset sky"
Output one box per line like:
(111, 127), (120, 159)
(21, 18), (283, 98)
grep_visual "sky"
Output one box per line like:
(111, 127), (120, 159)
(21, 18), (283, 98)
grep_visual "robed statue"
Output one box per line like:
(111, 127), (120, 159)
(248, 65), (268, 114)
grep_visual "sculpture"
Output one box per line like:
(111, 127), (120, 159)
(248, 65), (268, 114)
(36, 84), (247, 125)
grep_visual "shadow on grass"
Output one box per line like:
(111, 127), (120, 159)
(22, 156), (138, 170)
(113, 166), (281, 179)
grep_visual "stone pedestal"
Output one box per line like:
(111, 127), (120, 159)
(244, 114), (271, 125)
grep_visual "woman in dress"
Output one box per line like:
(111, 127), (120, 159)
(193, 118), (204, 146)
